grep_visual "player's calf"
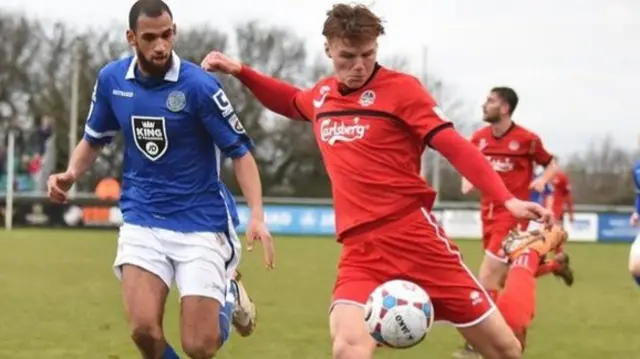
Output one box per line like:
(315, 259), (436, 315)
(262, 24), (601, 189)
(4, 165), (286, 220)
(119, 264), (175, 359)
(457, 310), (522, 359)
(330, 303), (378, 359)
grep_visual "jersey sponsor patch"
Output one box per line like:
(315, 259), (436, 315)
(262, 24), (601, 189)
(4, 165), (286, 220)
(319, 116), (369, 145)
(131, 116), (168, 161)
(212, 89), (234, 117)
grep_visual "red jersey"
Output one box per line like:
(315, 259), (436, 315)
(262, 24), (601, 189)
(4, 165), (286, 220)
(551, 170), (573, 219)
(470, 123), (553, 209)
(293, 65), (451, 238)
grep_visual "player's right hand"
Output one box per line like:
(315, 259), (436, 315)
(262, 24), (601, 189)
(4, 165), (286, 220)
(630, 212), (639, 227)
(200, 51), (242, 75)
(504, 198), (553, 227)
(47, 171), (76, 204)
(246, 218), (275, 270)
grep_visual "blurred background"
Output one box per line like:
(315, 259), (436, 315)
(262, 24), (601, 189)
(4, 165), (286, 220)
(0, 1), (639, 358)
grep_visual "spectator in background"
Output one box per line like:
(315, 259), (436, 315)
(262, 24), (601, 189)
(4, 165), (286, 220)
(35, 115), (53, 156)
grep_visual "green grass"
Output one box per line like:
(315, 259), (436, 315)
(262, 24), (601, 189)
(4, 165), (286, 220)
(0, 229), (638, 358)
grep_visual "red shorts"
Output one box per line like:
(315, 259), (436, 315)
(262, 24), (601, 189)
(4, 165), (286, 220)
(332, 207), (495, 328)
(481, 208), (529, 262)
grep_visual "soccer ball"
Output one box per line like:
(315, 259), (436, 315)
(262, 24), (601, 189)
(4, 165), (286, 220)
(364, 279), (434, 349)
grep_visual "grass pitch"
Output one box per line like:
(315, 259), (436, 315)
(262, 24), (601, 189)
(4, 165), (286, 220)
(0, 229), (638, 358)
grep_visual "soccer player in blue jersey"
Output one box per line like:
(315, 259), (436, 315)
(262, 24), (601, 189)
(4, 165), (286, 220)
(46, 1), (274, 358)
(629, 159), (640, 287)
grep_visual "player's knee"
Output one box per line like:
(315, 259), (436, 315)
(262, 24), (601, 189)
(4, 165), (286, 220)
(130, 323), (164, 349)
(182, 330), (221, 359)
(629, 259), (640, 286)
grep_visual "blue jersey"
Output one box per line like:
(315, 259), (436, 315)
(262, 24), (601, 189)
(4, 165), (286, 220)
(83, 53), (252, 233)
(633, 160), (640, 213)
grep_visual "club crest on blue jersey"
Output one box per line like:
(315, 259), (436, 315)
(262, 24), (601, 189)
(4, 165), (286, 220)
(131, 116), (168, 161)
(166, 91), (186, 112)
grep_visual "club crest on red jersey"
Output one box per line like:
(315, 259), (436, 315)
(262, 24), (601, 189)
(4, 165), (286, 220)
(358, 90), (375, 107)
(478, 138), (488, 151)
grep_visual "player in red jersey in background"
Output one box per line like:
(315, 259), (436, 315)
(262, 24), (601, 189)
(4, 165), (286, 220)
(533, 162), (576, 282)
(202, 4), (566, 359)
(550, 163), (575, 226)
(455, 88), (573, 358)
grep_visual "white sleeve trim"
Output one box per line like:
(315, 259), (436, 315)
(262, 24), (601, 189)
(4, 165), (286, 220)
(84, 124), (117, 139)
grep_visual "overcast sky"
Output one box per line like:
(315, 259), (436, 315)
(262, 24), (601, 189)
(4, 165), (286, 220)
(3, 0), (639, 157)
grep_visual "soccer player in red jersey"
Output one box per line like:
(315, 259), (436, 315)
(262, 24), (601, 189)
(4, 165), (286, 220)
(550, 165), (575, 226)
(202, 4), (566, 359)
(455, 88), (573, 358)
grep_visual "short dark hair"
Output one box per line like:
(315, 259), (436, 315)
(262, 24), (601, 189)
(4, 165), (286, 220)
(128, 0), (173, 31)
(491, 86), (518, 115)
(322, 3), (385, 45)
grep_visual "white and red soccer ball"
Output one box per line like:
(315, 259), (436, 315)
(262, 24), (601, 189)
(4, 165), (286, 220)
(364, 279), (435, 349)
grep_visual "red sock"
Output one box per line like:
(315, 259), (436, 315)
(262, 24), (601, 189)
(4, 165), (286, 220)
(536, 260), (561, 277)
(496, 250), (540, 350)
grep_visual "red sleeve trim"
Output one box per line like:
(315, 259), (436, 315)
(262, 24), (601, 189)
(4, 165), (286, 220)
(424, 122), (454, 147)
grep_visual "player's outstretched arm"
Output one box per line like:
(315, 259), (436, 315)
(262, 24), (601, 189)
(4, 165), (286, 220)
(48, 70), (119, 204)
(235, 65), (308, 121)
(430, 128), (513, 204)
(529, 138), (558, 192)
(66, 139), (101, 179)
(198, 74), (275, 268)
(233, 153), (275, 269)
(201, 51), (309, 121)
(430, 128), (551, 224)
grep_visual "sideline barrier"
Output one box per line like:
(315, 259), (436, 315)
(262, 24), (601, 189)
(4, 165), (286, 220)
(1, 195), (636, 242)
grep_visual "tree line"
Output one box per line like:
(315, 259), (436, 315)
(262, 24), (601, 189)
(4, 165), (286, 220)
(0, 11), (636, 205)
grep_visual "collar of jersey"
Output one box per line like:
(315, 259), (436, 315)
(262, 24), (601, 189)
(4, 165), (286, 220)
(125, 51), (181, 82)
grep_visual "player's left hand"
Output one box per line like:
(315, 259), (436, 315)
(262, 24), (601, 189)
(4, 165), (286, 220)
(246, 219), (275, 269)
(528, 177), (546, 192)
(505, 198), (553, 227)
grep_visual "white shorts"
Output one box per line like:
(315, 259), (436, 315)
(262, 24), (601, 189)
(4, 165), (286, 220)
(113, 223), (241, 305)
